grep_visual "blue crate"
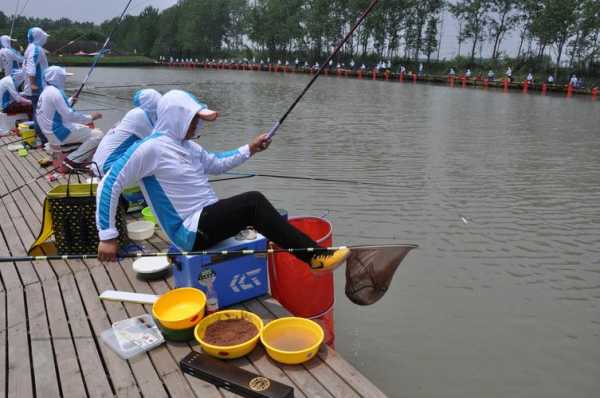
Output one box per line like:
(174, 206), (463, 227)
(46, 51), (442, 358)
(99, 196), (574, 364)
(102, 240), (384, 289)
(170, 234), (268, 308)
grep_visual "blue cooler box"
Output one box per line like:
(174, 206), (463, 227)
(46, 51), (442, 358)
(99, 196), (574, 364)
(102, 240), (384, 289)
(170, 234), (268, 308)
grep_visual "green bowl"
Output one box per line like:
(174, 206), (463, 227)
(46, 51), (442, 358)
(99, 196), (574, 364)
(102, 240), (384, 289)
(155, 318), (195, 342)
(142, 207), (157, 224)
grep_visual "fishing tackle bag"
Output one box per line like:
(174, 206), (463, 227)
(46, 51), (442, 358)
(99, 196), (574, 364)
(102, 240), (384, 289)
(29, 172), (128, 256)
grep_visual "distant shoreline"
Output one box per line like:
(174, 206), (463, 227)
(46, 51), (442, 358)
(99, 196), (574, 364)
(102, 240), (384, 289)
(49, 55), (157, 67)
(49, 56), (598, 98)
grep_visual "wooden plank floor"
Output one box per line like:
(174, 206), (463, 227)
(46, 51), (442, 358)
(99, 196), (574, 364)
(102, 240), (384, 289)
(0, 132), (387, 398)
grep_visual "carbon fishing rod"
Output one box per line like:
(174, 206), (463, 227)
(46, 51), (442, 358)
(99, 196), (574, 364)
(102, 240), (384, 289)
(52, 32), (89, 54)
(266, 0), (379, 139)
(72, 0), (135, 101)
(225, 171), (411, 189)
(0, 244), (418, 263)
(8, 0), (31, 38)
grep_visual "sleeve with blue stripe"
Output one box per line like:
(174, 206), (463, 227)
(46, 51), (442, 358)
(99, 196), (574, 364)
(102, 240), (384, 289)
(193, 144), (251, 175)
(52, 90), (93, 125)
(96, 142), (159, 240)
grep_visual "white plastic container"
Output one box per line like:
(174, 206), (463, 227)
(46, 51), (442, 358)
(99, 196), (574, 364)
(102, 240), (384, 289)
(127, 221), (155, 241)
(101, 314), (164, 359)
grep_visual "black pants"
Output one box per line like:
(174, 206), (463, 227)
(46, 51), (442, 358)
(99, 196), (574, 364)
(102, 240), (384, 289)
(194, 191), (317, 264)
(27, 91), (47, 145)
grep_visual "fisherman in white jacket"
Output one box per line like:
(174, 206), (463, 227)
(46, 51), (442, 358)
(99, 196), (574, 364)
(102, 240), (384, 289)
(96, 90), (350, 271)
(0, 35), (24, 77)
(23, 27), (50, 144)
(0, 69), (32, 117)
(36, 66), (103, 167)
(92, 89), (161, 175)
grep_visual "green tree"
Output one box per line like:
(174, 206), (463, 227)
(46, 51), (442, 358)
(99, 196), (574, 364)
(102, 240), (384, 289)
(450, 0), (490, 63)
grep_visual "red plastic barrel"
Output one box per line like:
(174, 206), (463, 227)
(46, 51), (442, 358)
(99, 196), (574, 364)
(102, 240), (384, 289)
(268, 217), (334, 318)
(309, 304), (335, 346)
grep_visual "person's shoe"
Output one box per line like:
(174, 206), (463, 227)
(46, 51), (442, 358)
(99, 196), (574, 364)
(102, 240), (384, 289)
(62, 158), (89, 173)
(310, 247), (351, 272)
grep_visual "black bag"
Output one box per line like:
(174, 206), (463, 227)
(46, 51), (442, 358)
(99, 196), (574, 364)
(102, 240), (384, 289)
(29, 170), (128, 256)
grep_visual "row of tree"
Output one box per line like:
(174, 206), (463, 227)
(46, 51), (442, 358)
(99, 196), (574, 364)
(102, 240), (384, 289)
(1, 0), (599, 78)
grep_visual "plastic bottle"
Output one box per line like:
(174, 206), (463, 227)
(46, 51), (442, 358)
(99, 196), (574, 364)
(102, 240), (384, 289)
(199, 269), (219, 314)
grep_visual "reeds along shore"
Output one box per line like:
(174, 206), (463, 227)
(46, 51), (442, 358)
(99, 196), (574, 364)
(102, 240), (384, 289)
(159, 60), (599, 100)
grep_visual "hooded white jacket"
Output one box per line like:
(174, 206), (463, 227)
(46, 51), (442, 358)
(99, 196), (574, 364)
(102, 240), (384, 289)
(0, 69), (28, 110)
(0, 35), (24, 76)
(23, 28), (49, 95)
(92, 89), (162, 175)
(96, 90), (251, 250)
(37, 66), (93, 141)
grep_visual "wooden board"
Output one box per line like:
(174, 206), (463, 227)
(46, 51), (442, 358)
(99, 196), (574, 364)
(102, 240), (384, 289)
(0, 144), (389, 398)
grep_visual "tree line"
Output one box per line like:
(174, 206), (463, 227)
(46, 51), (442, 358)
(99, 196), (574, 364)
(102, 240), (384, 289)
(1, 0), (599, 79)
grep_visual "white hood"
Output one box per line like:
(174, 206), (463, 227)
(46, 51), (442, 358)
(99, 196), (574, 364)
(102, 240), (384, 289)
(44, 66), (69, 90)
(132, 89), (161, 125)
(27, 27), (49, 46)
(155, 90), (206, 142)
(11, 69), (26, 87)
(0, 35), (13, 49)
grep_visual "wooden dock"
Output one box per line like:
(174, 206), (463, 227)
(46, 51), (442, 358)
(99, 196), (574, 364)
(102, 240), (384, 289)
(0, 132), (387, 397)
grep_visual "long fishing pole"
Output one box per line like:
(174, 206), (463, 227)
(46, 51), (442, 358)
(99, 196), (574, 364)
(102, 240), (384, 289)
(0, 244), (418, 263)
(72, 0), (135, 101)
(9, 0), (20, 37)
(52, 32), (89, 54)
(266, 0), (379, 139)
(225, 171), (410, 189)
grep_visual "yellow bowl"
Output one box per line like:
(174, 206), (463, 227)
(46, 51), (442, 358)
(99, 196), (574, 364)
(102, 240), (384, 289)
(260, 317), (324, 365)
(194, 310), (263, 359)
(152, 288), (206, 330)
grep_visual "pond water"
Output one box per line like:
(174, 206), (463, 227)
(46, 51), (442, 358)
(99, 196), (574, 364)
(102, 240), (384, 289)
(73, 66), (600, 398)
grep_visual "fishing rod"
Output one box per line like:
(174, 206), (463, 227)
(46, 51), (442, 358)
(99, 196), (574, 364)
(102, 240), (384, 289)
(9, 0), (20, 37)
(9, 0), (31, 38)
(52, 32), (89, 54)
(266, 0), (379, 139)
(89, 82), (191, 89)
(72, 0), (135, 101)
(225, 171), (414, 189)
(0, 244), (418, 263)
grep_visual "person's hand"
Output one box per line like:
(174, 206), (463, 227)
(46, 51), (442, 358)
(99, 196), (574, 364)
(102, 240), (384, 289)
(69, 96), (78, 106)
(31, 82), (38, 92)
(98, 239), (119, 262)
(249, 133), (271, 155)
(20, 98), (32, 105)
(91, 112), (102, 120)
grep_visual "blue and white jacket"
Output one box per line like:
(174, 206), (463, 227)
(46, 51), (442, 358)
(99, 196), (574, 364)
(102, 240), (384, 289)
(96, 90), (251, 250)
(36, 66), (93, 141)
(23, 28), (48, 95)
(92, 89), (162, 175)
(0, 35), (23, 76)
(0, 69), (27, 111)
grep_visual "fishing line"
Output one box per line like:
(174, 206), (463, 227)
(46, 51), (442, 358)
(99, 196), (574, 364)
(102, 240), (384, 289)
(72, 0), (135, 101)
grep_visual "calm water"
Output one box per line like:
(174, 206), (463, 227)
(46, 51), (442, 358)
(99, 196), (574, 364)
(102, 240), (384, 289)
(73, 67), (600, 398)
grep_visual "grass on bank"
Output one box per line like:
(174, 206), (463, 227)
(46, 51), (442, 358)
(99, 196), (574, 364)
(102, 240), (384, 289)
(49, 55), (157, 66)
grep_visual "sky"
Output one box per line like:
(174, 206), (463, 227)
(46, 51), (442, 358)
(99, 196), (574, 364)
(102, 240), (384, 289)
(2, 0), (525, 60)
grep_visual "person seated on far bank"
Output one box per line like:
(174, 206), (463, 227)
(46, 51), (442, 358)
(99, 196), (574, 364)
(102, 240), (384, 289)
(92, 89), (162, 176)
(488, 70), (495, 80)
(0, 69), (32, 118)
(36, 66), (103, 168)
(547, 75), (554, 84)
(96, 90), (350, 271)
(569, 74), (578, 87)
